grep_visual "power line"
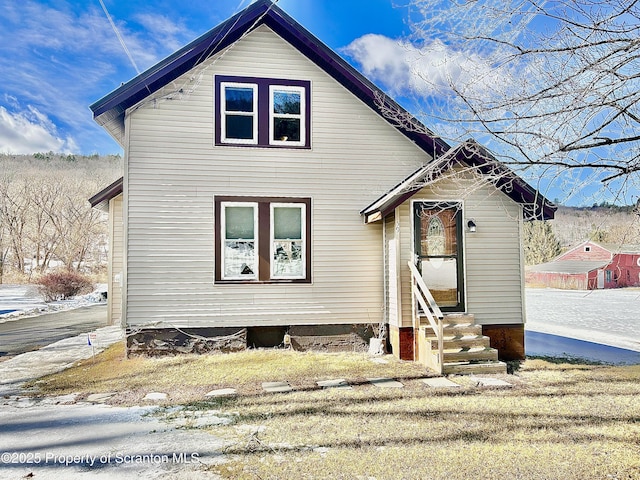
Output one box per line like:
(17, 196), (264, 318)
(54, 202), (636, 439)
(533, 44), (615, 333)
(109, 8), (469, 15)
(98, 0), (141, 75)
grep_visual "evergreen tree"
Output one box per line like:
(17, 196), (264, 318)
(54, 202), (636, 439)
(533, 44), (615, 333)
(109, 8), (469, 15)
(523, 221), (562, 266)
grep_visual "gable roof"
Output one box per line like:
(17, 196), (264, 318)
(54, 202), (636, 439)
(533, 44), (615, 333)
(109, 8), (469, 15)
(90, 0), (449, 158)
(361, 140), (557, 222)
(90, 1), (555, 221)
(88, 176), (123, 212)
(558, 240), (640, 257)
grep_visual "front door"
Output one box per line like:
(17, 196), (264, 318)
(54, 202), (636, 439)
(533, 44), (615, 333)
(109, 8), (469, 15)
(414, 202), (465, 311)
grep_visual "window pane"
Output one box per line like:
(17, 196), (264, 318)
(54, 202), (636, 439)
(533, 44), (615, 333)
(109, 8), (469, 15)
(273, 118), (301, 142)
(226, 115), (254, 140)
(273, 240), (303, 277)
(273, 90), (301, 115)
(225, 206), (254, 239)
(224, 241), (255, 277)
(225, 87), (254, 112)
(273, 207), (302, 239)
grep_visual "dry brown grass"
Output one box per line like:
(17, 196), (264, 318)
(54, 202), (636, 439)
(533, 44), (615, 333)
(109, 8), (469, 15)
(29, 342), (640, 479)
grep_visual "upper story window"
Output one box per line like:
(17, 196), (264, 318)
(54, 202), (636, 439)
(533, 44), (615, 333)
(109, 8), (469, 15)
(220, 83), (258, 144)
(215, 76), (311, 148)
(270, 86), (305, 146)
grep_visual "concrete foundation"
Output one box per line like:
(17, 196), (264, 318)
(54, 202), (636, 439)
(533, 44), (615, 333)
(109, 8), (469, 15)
(126, 324), (375, 356)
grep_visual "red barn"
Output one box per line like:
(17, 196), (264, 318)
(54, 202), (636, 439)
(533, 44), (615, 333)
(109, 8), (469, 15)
(526, 241), (640, 289)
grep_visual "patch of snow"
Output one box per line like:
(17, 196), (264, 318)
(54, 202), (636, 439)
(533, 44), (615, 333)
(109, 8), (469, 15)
(525, 288), (640, 352)
(0, 283), (108, 324)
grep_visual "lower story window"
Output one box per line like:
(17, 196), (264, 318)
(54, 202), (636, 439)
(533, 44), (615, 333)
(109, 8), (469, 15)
(222, 202), (258, 279)
(215, 196), (311, 283)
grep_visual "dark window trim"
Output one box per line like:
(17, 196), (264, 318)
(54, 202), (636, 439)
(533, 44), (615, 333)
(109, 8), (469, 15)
(214, 196), (312, 284)
(215, 75), (311, 149)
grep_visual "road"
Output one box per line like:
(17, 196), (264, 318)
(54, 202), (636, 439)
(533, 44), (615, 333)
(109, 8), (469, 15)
(0, 305), (108, 358)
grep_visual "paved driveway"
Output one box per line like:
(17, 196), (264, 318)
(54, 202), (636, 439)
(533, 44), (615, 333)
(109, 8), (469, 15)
(0, 305), (108, 358)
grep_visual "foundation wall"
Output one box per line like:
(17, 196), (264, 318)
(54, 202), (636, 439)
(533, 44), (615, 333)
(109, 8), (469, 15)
(127, 324), (375, 356)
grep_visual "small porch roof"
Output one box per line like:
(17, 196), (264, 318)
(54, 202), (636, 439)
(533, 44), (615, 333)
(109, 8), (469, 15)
(88, 177), (123, 212)
(361, 140), (557, 224)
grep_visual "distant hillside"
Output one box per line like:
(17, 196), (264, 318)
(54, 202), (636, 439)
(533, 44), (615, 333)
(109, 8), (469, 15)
(0, 153), (122, 284)
(552, 205), (640, 249)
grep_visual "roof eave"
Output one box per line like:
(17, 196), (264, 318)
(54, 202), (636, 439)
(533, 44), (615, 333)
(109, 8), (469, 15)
(90, 0), (450, 158)
(361, 141), (557, 223)
(88, 177), (123, 211)
(90, 0), (274, 141)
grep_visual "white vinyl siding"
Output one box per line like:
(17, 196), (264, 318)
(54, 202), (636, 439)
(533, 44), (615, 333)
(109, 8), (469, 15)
(108, 194), (123, 327)
(122, 25), (429, 329)
(384, 212), (401, 328)
(122, 25), (527, 332)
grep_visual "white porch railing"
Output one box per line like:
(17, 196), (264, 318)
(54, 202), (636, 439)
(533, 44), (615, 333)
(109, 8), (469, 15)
(408, 261), (444, 374)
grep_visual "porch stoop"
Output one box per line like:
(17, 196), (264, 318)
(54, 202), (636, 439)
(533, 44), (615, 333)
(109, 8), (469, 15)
(419, 313), (507, 375)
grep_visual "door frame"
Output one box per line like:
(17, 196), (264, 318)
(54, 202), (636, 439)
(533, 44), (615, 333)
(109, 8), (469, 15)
(412, 200), (466, 312)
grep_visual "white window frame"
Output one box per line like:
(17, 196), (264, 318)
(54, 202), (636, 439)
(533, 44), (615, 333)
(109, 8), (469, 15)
(220, 82), (258, 145)
(269, 85), (306, 147)
(220, 201), (259, 280)
(270, 203), (306, 279)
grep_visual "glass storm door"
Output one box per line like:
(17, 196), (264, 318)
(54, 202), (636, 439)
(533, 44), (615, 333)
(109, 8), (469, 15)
(414, 202), (465, 311)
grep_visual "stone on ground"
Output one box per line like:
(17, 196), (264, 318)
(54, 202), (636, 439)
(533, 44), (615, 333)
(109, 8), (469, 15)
(205, 388), (237, 397)
(144, 392), (168, 401)
(262, 381), (293, 393)
(367, 377), (404, 388)
(422, 377), (460, 388)
(472, 376), (512, 388)
(316, 379), (352, 390)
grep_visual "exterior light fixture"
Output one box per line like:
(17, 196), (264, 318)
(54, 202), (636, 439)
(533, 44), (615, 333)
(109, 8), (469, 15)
(467, 219), (477, 233)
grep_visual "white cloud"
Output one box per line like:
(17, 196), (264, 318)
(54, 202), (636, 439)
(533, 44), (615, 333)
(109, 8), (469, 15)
(0, 0), (194, 154)
(342, 34), (504, 99)
(133, 13), (195, 58)
(0, 106), (77, 155)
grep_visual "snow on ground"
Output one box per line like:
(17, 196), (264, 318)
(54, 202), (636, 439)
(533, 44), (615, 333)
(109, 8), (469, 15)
(525, 288), (640, 352)
(0, 326), (124, 396)
(0, 401), (227, 479)
(0, 284), (107, 324)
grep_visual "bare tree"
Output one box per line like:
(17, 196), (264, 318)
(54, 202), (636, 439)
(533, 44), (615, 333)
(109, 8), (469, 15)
(0, 153), (120, 282)
(378, 0), (640, 203)
(0, 176), (31, 274)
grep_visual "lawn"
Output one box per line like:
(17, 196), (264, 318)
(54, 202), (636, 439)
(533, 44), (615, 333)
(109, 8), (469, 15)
(29, 342), (640, 479)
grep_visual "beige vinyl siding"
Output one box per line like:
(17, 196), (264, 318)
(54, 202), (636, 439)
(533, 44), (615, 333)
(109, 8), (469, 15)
(384, 212), (402, 328)
(108, 194), (123, 326)
(397, 175), (525, 327)
(123, 25), (431, 329)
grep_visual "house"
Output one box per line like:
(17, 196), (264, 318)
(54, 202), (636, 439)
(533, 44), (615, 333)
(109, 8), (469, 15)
(89, 0), (555, 373)
(527, 240), (640, 289)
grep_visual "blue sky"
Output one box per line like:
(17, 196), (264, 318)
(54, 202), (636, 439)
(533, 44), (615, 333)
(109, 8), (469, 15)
(0, 0), (410, 156)
(0, 0), (634, 206)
